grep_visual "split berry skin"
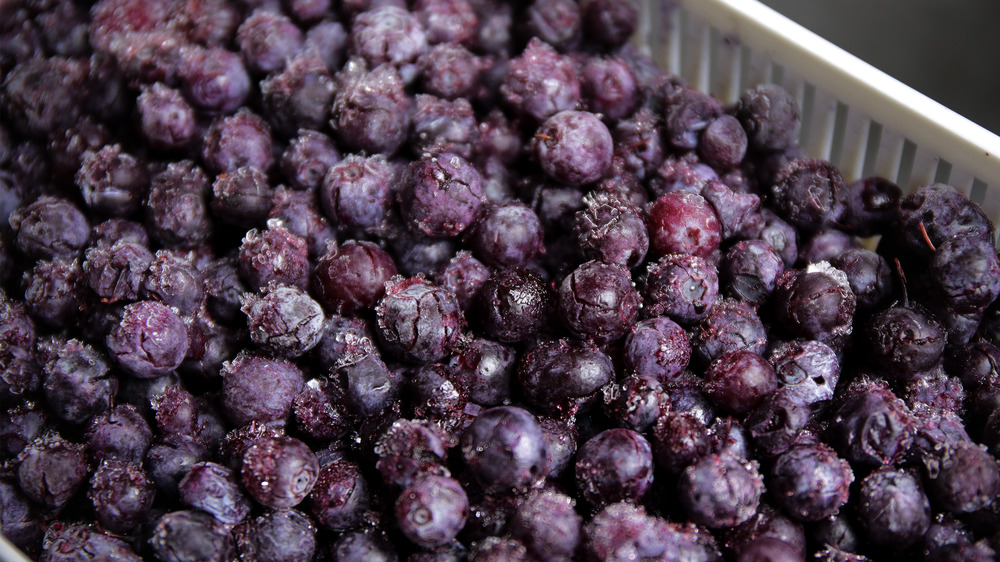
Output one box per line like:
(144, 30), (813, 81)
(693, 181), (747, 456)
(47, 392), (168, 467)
(242, 284), (325, 358)
(145, 161), (213, 248)
(558, 260), (641, 345)
(460, 406), (549, 495)
(678, 453), (764, 529)
(866, 304), (946, 377)
(106, 300), (189, 379)
(77, 145), (149, 216)
(241, 435), (320, 510)
(575, 428), (655, 506)
(720, 240), (784, 307)
(773, 262), (856, 347)
(826, 379), (916, 466)
(535, 110), (614, 187)
(83, 239), (153, 303)
(767, 339), (840, 407)
(473, 267), (554, 343)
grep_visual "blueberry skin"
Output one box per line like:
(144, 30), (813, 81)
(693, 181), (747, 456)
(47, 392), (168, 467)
(460, 406), (549, 495)
(535, 110), (614, 187)
(558, 260), (640, 345)
(395, 475), (469, 548)
(678, 453), (764, 529)
(575, 428), (655, 506)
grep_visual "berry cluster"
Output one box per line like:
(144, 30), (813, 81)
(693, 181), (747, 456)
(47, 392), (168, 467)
(2, 0), (1000, 561)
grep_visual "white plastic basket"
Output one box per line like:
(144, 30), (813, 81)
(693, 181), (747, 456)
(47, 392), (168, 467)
(635, 0), (1000, 224)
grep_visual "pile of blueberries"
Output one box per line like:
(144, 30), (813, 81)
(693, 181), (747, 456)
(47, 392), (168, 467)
(2, 0), (1000, 560)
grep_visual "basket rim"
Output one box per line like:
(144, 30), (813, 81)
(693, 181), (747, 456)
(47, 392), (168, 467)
(674, 0), (1000, 187)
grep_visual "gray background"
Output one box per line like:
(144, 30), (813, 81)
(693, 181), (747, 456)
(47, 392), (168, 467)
(759, 0), (1000, 135)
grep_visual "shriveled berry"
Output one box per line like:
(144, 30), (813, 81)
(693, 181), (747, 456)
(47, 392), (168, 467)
(221, 352), (304, 426)
(558, 260), (640, 344)
(679, 453), (764, 529)
(242, 436), (319, 509)
(375, 275), (464, 363)
(107, 300), (189, 379)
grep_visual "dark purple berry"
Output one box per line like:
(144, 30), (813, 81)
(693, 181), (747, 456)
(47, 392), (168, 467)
(576, 428), (654, 506)
(331, 61), (411, 155)
(842, 176), (901, 237)
(375, 275), (464, 363)
(643, 253), (719, 324)
(150, 510), (234, 562)
(137, 83), (196, 151)
(704, 350), (778, 417)
(580, 0), (638, 48)
(622, 316), (691, 384)
(574, 191), (648, 268)
(773, 263), (856, 346)
(535, 110), (614, 186)
(242, 436), (320, 509)
(678, 453), (764, 529)
(558, 260), (640, 344)
(501, 38), (580, 122)
(239, 222), (310, 291)
(89, 460), (156, 533)
(17, 433), (88, 508)
(9, 196), (90, 260)
(691, 298), (768, 365)
(313, 240), (398, 315)
(508, 489), (582, 561)
(236, 9), (304, 75)
(211, 166), (274, 228)
(472, 267), (554, 343)
(767, 339), (840, 407)
(402, 152), (485, 237)
(282, 130), (340, 192)
(221, 352), (304, 426)
(518, 338), (615, 414)
(461, 406), (549, 494)
(648, 191), (721, 258)
(43, 338), (116, 423)
(396, 475), (469, 548)
(107, 300), (189, 379)
(202, 109), (274, 175)
(769, 443), (853, 522)
(243, 284), (325, 358)
(737, 84), (801, 152)
(856, 467), (930, 548)
(234, 509), (317, 562)
(146, 161), (213, 247)
(84, 404), (153, 464)
(866, 305), (946, 377)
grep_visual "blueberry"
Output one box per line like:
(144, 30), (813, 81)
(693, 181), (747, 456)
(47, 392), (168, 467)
(434, 251), (491, 311)
(352, 5), (428, 80)
(535, 110), (614, 186)
(261, 52), (337, 136)
(704, 350), (778, 417)
(508, 489), (582, 561)
(464, 202), (544, 268)
(150, 510), (235, 562)
(84, 404), (153, 464)
(773, 262), (856, 347)
(242, 284), (325, 358)
(402, 152), (485, 238)
(211, 166), (274, 229)
(375, 275), (464, 363)
(580, 0), (639, 48)
(769, 443), (853, 522)
(501, 38), (580, 122)
(9, 196), (90, 260)
(179, 462), (251, 525)
(395, 475), (469, 548)
(461, 406), (548, 494)
(574, 191), (649, 268)
(221, 352), (304, 427)
(419, 43), (485, 100)
(145, 161), (213, 248)
(89, 459), (156, 533)
(42, 523), (143, 561)
(241, 436), (320, 509)
(678, 453), (764, 529)
(856, 467), (931, 548)
(576, 428), (655, 506)
(602, 375), (669, 432)
(648, 191), (722, 258)
(107, 300), (189, 379)
(643, 253), (720, 324)
(202, 109), (274, 175)
(517, 338), (615, 414)
(622, 316), (691, 384)
(558, 260), (640, 344)
(239, 221), (311, 291)
(17, 433), (88, 508)
(137, 83), (196, 151)
(308, 459), (370, 531)
(331, 61), (411, 155)
(313, 240), (398, 315)
(236, 9), (304, 75)
(43, 338), (116, 423)
(472, 267), (554, 343)
(767, 339), (840, 407)
(737, 84), (801, 152)
(282, 130), (341, 192)
(234, 509), (317, 562)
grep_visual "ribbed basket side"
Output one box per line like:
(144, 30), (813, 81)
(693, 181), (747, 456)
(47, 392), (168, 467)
(636, 0), (1000, 225)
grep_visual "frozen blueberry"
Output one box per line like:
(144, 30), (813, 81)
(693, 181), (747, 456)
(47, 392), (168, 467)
(643, 253), (719, 324)
(202, 109), (274, 175)
(150, 510), (234, 562)
(461, 406), (549, 494)
(704, 350), (778, 417)
(307, 459), (370, 531)
(558, 260), (640, 344)
(576, 428), (655, 506)
(580, 0), (638, 48)
(221, 352), (305, 426)
(472, 267), (554, 343)
(395, 475), (469, 548)
(773, 263), (856, 347)
(83, 239), (153, 303)
(242, 284), (325, 358)
(767, 339), (840, 407)
(691, 298), (768, 365)
(508, 489), (582, 561)
(375, 275), (464, 363)
(679, 453), (764, 529)
(737, 84), (801, 152)
(239, 221), (311, 291)
(236, 9), (304, 75)
(622, 316), (691, 384)
(137, 83), (196, 151)
(17, 433), (88, 508)
(841, 176), (901, 237)
(282, 130), (341, 192)
(535, 110), (614, 186)
(211, 166), (274, 229)
(769, 443), (853, 522)
(260, 51), (337, 136)
(419, 43), (485, 100)
(107, 300), (189, 379)
(464, 202), (544, 268)
(856, 467), (931, 548)
(866, 304), (945, 377)
(242, 436), (319, 509)
(331, 60), (411, 155)
(145, 161), (213, 248)
(647, 191), (721, 258)
(501, 38), (580, 122)
(84, 404), (153, 464)
(574, 191), (649, 269)
(234, 509), (317, 562)
(518, 338), (615, 414)
(87, 460), (156, 533)
(9, 196), (90, 260)
(352, 5), (428, 79)
(402, 152), (485, 237)
(830, 248), (893, 311)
